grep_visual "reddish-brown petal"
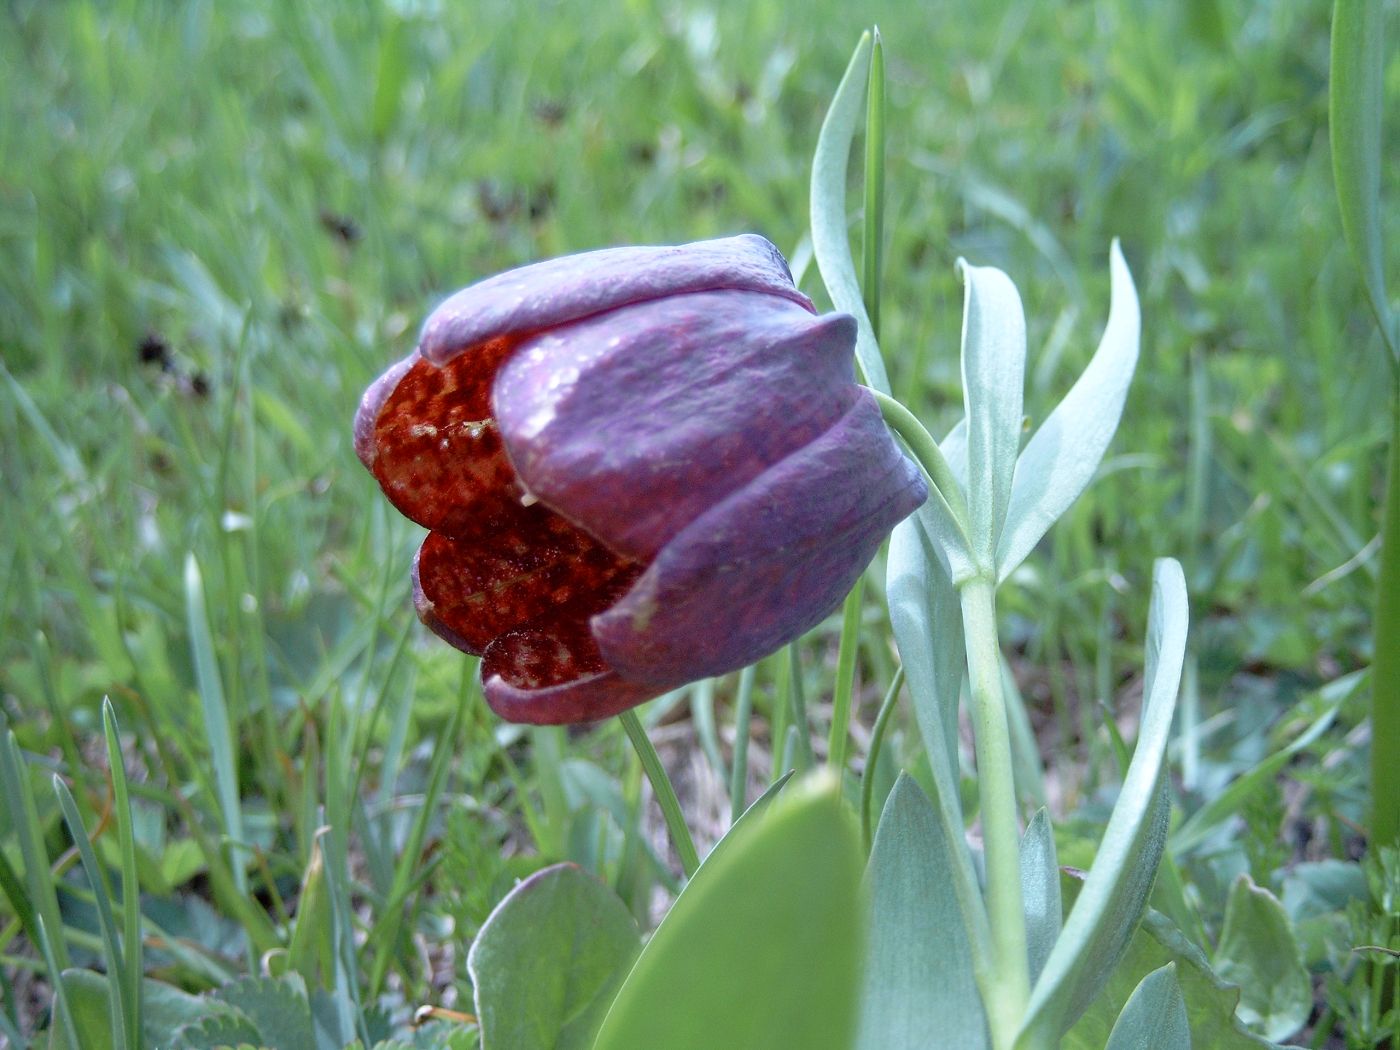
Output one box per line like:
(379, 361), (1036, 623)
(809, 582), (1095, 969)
(413, 525), (642, 655)
(479, 593), (665, 724)
(355, 340), (524, 537)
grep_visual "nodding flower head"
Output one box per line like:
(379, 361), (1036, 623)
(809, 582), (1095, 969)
(355, 234), (926, 724)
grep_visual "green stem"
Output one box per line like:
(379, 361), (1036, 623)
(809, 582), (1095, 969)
(827, 578), (866, 771)
(871, 389), (973, 529)
(960, 576), (1030, 1048)
(788, 643), (816, 769)
(730, 665), (757, 824)
(861, 667), (904, 851)
(620, 710), (700, 878)
(1372, 389), (1400, 846)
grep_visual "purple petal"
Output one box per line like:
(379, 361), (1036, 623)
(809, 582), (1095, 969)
(591, 391), (928, 685)
(493, 290), (860, 559)
(418, 234), (814, 366)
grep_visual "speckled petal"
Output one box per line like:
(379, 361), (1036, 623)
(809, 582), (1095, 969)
(493, 290), (860, 559)
(481, 609), (665, 725)
(354, 343), (524, 537)
(412, 526), (642, 655)
(591, 391), (928, 685)
(417, 234), (814, 366)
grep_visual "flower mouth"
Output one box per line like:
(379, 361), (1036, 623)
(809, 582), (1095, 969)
(358, 346), (654, 724)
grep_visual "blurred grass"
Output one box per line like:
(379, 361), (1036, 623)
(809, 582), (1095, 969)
(0, 0), (1396, 1037)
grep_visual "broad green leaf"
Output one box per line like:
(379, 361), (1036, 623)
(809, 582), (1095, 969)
(1018, 558), (1188, 1045)
(592, 774), (863, 1050)
(468, 863), (639, 1050)
(958, 261), (1026, 565)
(996, 242), (1141, 582)
(810, 30), (890, 394)
(1330, 0), (1396, 359)
(1063, 910), (1282, 1050)
(213, 975), (316, 1050)
(1212, 876), (1310, 1042)
(886, 511), (992, 986)
(172, 1013), (264, 1050)
(48, 970), (114, 1050)
(1020, 809), (1061, 986)
(1105, 965), (1190, 1050)
(856, 774), (989, 1050)
(48, 972), (238, 1050)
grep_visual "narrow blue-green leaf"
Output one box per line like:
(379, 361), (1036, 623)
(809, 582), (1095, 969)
(884, 513), (994, 989)
(103, 700), (143, 1050)
(810, 30), (890, 394)
(52, 777), (127, 1050)
(1018, 558), (1188, 1045)
(1213, 875), (1311, 1041)
(468, 864), (640, 1050)
(592, 774), (863, 1050)
(996, 242), (1141, 582)
(1330, 0), (1396, 359)
(1104, 965), (1190, 1050)
(1020, 809), (1061, 987)
(1, 729), (69, 972)
(856, 774), (989, 1050)
(182, 553), (245, 895)
(861, 28), (885, 338)
(958, 260), (1027, 565)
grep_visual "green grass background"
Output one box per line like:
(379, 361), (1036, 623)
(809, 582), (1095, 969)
(0, 0), (1396, 1037)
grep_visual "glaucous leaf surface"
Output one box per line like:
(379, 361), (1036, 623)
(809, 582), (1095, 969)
(1018, 558), (1188, 1044)
(1104, 965), (1191, 1050)
(958, 260), (1026, 567)
(809, 30), (889, 394)
(1020, 809), (1061, 987)
(995, 242), (1141, 582)
(1213, 875), (1311, 1042)
(467, 863), (640, 1050)
(1063, 910), (1282, 1050)
(856, 774), (989, 1050)
(592, 775), (863, 1050)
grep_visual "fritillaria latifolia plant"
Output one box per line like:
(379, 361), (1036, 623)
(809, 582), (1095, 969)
(355, 31), (1192, 1050)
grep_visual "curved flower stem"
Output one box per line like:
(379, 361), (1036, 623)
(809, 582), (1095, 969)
(961, 576), (1030, 1045)
(870, 389), (972, 527)
(827, 577), (866, 772)
(860, 666), (904, 851)
(619, 709), (700, 878)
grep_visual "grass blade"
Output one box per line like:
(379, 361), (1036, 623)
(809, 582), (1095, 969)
(1330, 0), (1396, 359)
(183, 553), (247, 898)
(103, 700), (143, 1050)
(810, 30), (889, 394)
(52, 775), (128, 1050)
(0, 728), (69, 973)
